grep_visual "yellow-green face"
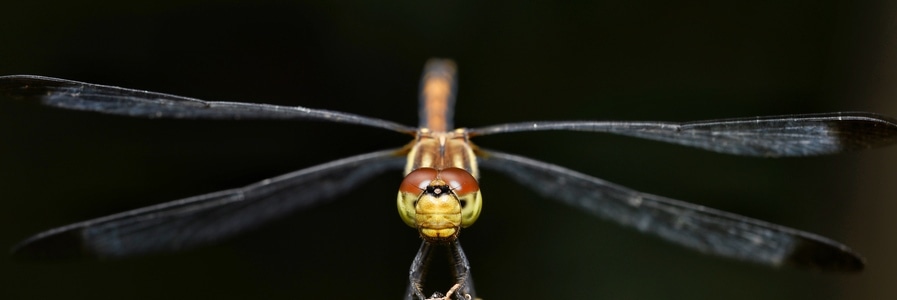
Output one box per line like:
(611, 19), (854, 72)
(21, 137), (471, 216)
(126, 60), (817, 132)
(397, 167), (483, 241)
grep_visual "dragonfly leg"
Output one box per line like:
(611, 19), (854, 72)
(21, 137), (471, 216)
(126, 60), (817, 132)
(406, 240), (477, 300)
(448, 240), (476, 300)
(406, 241), (433, 300)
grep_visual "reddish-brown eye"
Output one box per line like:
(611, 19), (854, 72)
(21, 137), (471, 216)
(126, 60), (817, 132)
(400, 168), (438, 194)
(438, 168), (479, 195)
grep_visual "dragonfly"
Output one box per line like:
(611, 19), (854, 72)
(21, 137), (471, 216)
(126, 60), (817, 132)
(2, 59), (897, 300)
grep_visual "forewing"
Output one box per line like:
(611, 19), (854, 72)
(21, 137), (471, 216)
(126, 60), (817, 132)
(469, 113), (897, 157)
(0, 75), (417, 133)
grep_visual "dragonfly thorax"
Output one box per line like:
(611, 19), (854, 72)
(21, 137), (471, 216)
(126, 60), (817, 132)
(397, 167), (483, 241)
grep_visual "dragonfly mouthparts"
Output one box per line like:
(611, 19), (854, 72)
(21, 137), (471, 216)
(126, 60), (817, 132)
(419, 225), (460, 242)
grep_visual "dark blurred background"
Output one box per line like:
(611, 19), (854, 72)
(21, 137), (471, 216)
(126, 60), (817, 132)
(1, 1), (895, 299)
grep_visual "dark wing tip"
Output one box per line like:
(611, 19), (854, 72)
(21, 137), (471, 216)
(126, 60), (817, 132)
(11, 230), (90, 261)
(786, 239), (865, 272)
(0, 75), (71, 101)
(835, 113), (897, 152)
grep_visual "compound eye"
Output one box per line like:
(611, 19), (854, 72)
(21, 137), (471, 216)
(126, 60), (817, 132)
(438, 168), (479, 196)
(397, 168), (439, 228)
(400, 168), (438, 194)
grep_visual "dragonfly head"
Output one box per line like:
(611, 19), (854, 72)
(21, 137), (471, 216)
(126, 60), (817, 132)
(397, 167), (483, 241)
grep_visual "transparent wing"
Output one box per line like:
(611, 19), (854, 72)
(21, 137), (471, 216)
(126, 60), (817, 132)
(12, 149), (406, 260)
(468, 113), (897, 157)
(0, 75), (417, 134)
(478, 149), (864, 272)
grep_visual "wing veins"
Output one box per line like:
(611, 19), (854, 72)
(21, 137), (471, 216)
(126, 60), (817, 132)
(12, 149), (406, 260)
(478, 149), (864, 272)
(0, 75), (417, 133)
(468, 112), (897, 157)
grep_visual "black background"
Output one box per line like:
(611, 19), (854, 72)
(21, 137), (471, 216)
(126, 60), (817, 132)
(1, 1), (896, 299)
